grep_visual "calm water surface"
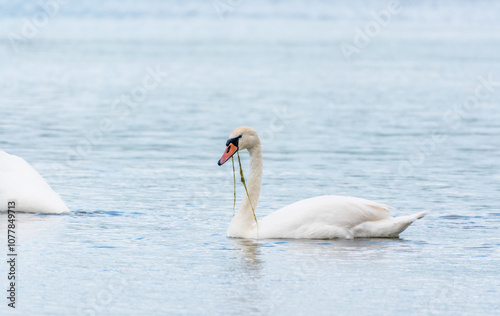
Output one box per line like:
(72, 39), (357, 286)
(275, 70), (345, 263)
(1, 1), (499, 315)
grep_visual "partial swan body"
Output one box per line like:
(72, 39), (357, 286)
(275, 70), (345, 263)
(218, 127), (428, 239)
(0, 150), (69, 213)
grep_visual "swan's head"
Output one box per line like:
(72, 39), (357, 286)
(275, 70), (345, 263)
(218, 126), (260, 166)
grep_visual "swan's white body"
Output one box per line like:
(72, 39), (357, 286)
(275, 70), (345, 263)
(221, 127), (427, 239)
(230, 195), (427, 239)
(0, 150), (69, 213)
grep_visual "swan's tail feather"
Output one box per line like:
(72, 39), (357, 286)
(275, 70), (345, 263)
(395, 210), (429, 223)
(351, 210), (429, 238)
(388, 210), (430, 237)
(413, 210), (430, 220)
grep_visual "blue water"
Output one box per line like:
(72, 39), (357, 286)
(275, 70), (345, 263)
(1, 0), (500, 315)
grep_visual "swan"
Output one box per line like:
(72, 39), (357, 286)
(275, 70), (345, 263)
(0, 150), (69, 213)
(217, 126), (428, 239)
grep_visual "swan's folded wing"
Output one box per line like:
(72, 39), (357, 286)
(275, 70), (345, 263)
(260, 195), (392, 235)
(0, 150), (69, 213)
(0, 151), (55, 190)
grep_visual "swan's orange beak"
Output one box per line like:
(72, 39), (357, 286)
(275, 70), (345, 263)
(218, 143), (238, 166)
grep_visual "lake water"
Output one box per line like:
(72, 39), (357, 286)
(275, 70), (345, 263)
(1, 0), (499, 315)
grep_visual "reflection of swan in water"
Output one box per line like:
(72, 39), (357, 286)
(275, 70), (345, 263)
(232, 238), (401, 267)
(231, 239), (263, 271)
(0, 150), (69, 213)
(218, 127), (428, 239)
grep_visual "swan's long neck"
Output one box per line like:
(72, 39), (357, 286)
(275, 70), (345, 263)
(228, 144), (262, 236)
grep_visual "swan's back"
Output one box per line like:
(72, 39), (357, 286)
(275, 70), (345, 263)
(258, 195), (393, 239)
(0, 150), (69, 213)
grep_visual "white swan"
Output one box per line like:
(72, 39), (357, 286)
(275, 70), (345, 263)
(218, 127), (428, 239)
(0, 150), (69, 213)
